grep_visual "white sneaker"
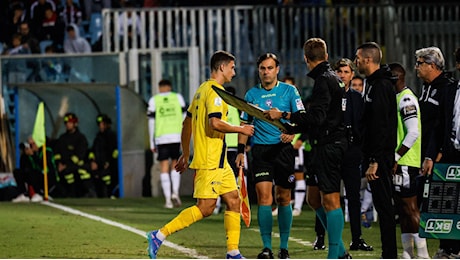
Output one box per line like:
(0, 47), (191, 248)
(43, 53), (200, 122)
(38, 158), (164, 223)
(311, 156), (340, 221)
(31, 194), (43, 202)
(164, 200), (173, 209)
(292, 208), (302, 217)
(12, 194), (30, 203)
(272, 207), (278, 216)
(171, 193), (182, 207)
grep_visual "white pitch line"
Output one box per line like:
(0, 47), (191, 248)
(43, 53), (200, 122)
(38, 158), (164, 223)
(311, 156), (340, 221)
(42, 201), (209, 259)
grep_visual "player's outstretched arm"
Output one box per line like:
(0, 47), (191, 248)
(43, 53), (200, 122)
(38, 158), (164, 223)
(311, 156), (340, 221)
(209, 117), (254, 136)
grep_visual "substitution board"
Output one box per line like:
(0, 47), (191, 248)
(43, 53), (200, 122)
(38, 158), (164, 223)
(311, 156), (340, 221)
(419, 163), (460, 239)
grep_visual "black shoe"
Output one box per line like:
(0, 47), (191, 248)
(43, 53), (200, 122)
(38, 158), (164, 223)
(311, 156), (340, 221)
(257, 248), (274, 259)
(339, 251), (353, 259)
(278, 249), (290, 259)
(313, 235), (326, 250)
(349, 238), (373, 251)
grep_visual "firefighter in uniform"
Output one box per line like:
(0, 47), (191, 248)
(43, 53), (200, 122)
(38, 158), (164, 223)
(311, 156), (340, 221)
(54, 112), (95, 197)
(88, 114), (118, 198)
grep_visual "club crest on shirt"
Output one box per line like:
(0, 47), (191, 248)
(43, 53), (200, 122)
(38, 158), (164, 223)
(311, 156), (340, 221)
(288, 174), (295, 183)
(266, 99), (273, 108)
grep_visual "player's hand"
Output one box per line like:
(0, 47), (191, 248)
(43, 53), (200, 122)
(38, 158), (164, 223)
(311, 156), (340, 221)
(264, 108), (282, 120)
(236, 153), (245, 168)
(293, 139), (303, 150)
(240, 124), (255, 136)
(175, 154), (189, 173)
(280, 133), (294, 143)
(58, 162), (66, 172)
(90, 161), (98, 171)
(365, 162), (379, 181)
(392, 162), (398, 175)
(151, 148), (157, 153)
(421, 158), (433, 176)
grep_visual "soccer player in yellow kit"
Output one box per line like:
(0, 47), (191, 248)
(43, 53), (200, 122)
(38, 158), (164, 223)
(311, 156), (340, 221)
(146, 50), (254, 259)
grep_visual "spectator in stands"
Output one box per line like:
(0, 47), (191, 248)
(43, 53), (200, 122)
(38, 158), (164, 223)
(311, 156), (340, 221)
(3, 2), (28, 46)
(81, 0), (110, 21)
(37, 6), (65, 47)
(63, 23), (91, 53)
(118, 5), (142, 49)
(0, 1), (9, 44)
(143, 0), (160, 7)
(29, 0), (57, 33)
(18, 21), (40, 53)
(59, 0), (83, 27)
(3, 33), (31, 55)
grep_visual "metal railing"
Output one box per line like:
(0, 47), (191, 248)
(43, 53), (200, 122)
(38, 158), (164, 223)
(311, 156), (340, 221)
(102, 4), (460, 96)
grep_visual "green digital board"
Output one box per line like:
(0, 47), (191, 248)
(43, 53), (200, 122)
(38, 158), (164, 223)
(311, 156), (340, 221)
(419, 163), (460, 239)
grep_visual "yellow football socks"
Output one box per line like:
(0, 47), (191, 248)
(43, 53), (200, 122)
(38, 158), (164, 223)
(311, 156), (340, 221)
(224, 210), (241, 251)
(160, 205), (204, 236)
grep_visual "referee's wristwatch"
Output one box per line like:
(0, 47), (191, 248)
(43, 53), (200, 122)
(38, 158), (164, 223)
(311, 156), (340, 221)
(281, 111), (288, 119)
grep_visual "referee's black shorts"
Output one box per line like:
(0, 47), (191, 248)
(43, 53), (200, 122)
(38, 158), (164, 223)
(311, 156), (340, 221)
(309, 138), (347, 194)
(251, 142), (296, 189)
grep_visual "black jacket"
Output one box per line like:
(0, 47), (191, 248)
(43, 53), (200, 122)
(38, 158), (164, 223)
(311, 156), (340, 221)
(290, 61), (345, 143)
(361, 65), (397, 160)
(344, 88), (364, 146)
(425, 79), (460, 162)
(419, 72), (457, 159)
(54, 128), (88, 167)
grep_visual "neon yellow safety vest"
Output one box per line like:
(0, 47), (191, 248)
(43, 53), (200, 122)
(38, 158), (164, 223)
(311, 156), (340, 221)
(153, 93), (183, 137)
(396, 88), (421, 167)
(226, 105), (240, 148)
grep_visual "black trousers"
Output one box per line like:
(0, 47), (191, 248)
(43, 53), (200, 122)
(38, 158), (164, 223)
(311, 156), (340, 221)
(364, 154), (397, 259)
(341, 144), (362, 243)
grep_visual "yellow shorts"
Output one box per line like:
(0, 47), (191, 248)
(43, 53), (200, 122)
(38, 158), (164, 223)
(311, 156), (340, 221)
(193, 164), (238, 199)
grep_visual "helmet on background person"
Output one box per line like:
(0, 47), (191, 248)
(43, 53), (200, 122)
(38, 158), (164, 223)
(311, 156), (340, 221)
(96, 114), (112, 125)
(63, 112), (78, 123)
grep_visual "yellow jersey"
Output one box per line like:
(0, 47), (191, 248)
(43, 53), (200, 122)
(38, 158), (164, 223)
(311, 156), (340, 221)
(188, 79), (229, 170)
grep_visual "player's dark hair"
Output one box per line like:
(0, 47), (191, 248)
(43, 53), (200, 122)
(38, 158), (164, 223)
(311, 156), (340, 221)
(356, 42), (382, 64)
(210, 50), (235, 72)
(388, 62), (406, 78)
(158, 79), (172, 87)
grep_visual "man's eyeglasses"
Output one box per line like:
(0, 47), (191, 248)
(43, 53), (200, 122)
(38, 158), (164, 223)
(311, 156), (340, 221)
(415, 61), (429, 67)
